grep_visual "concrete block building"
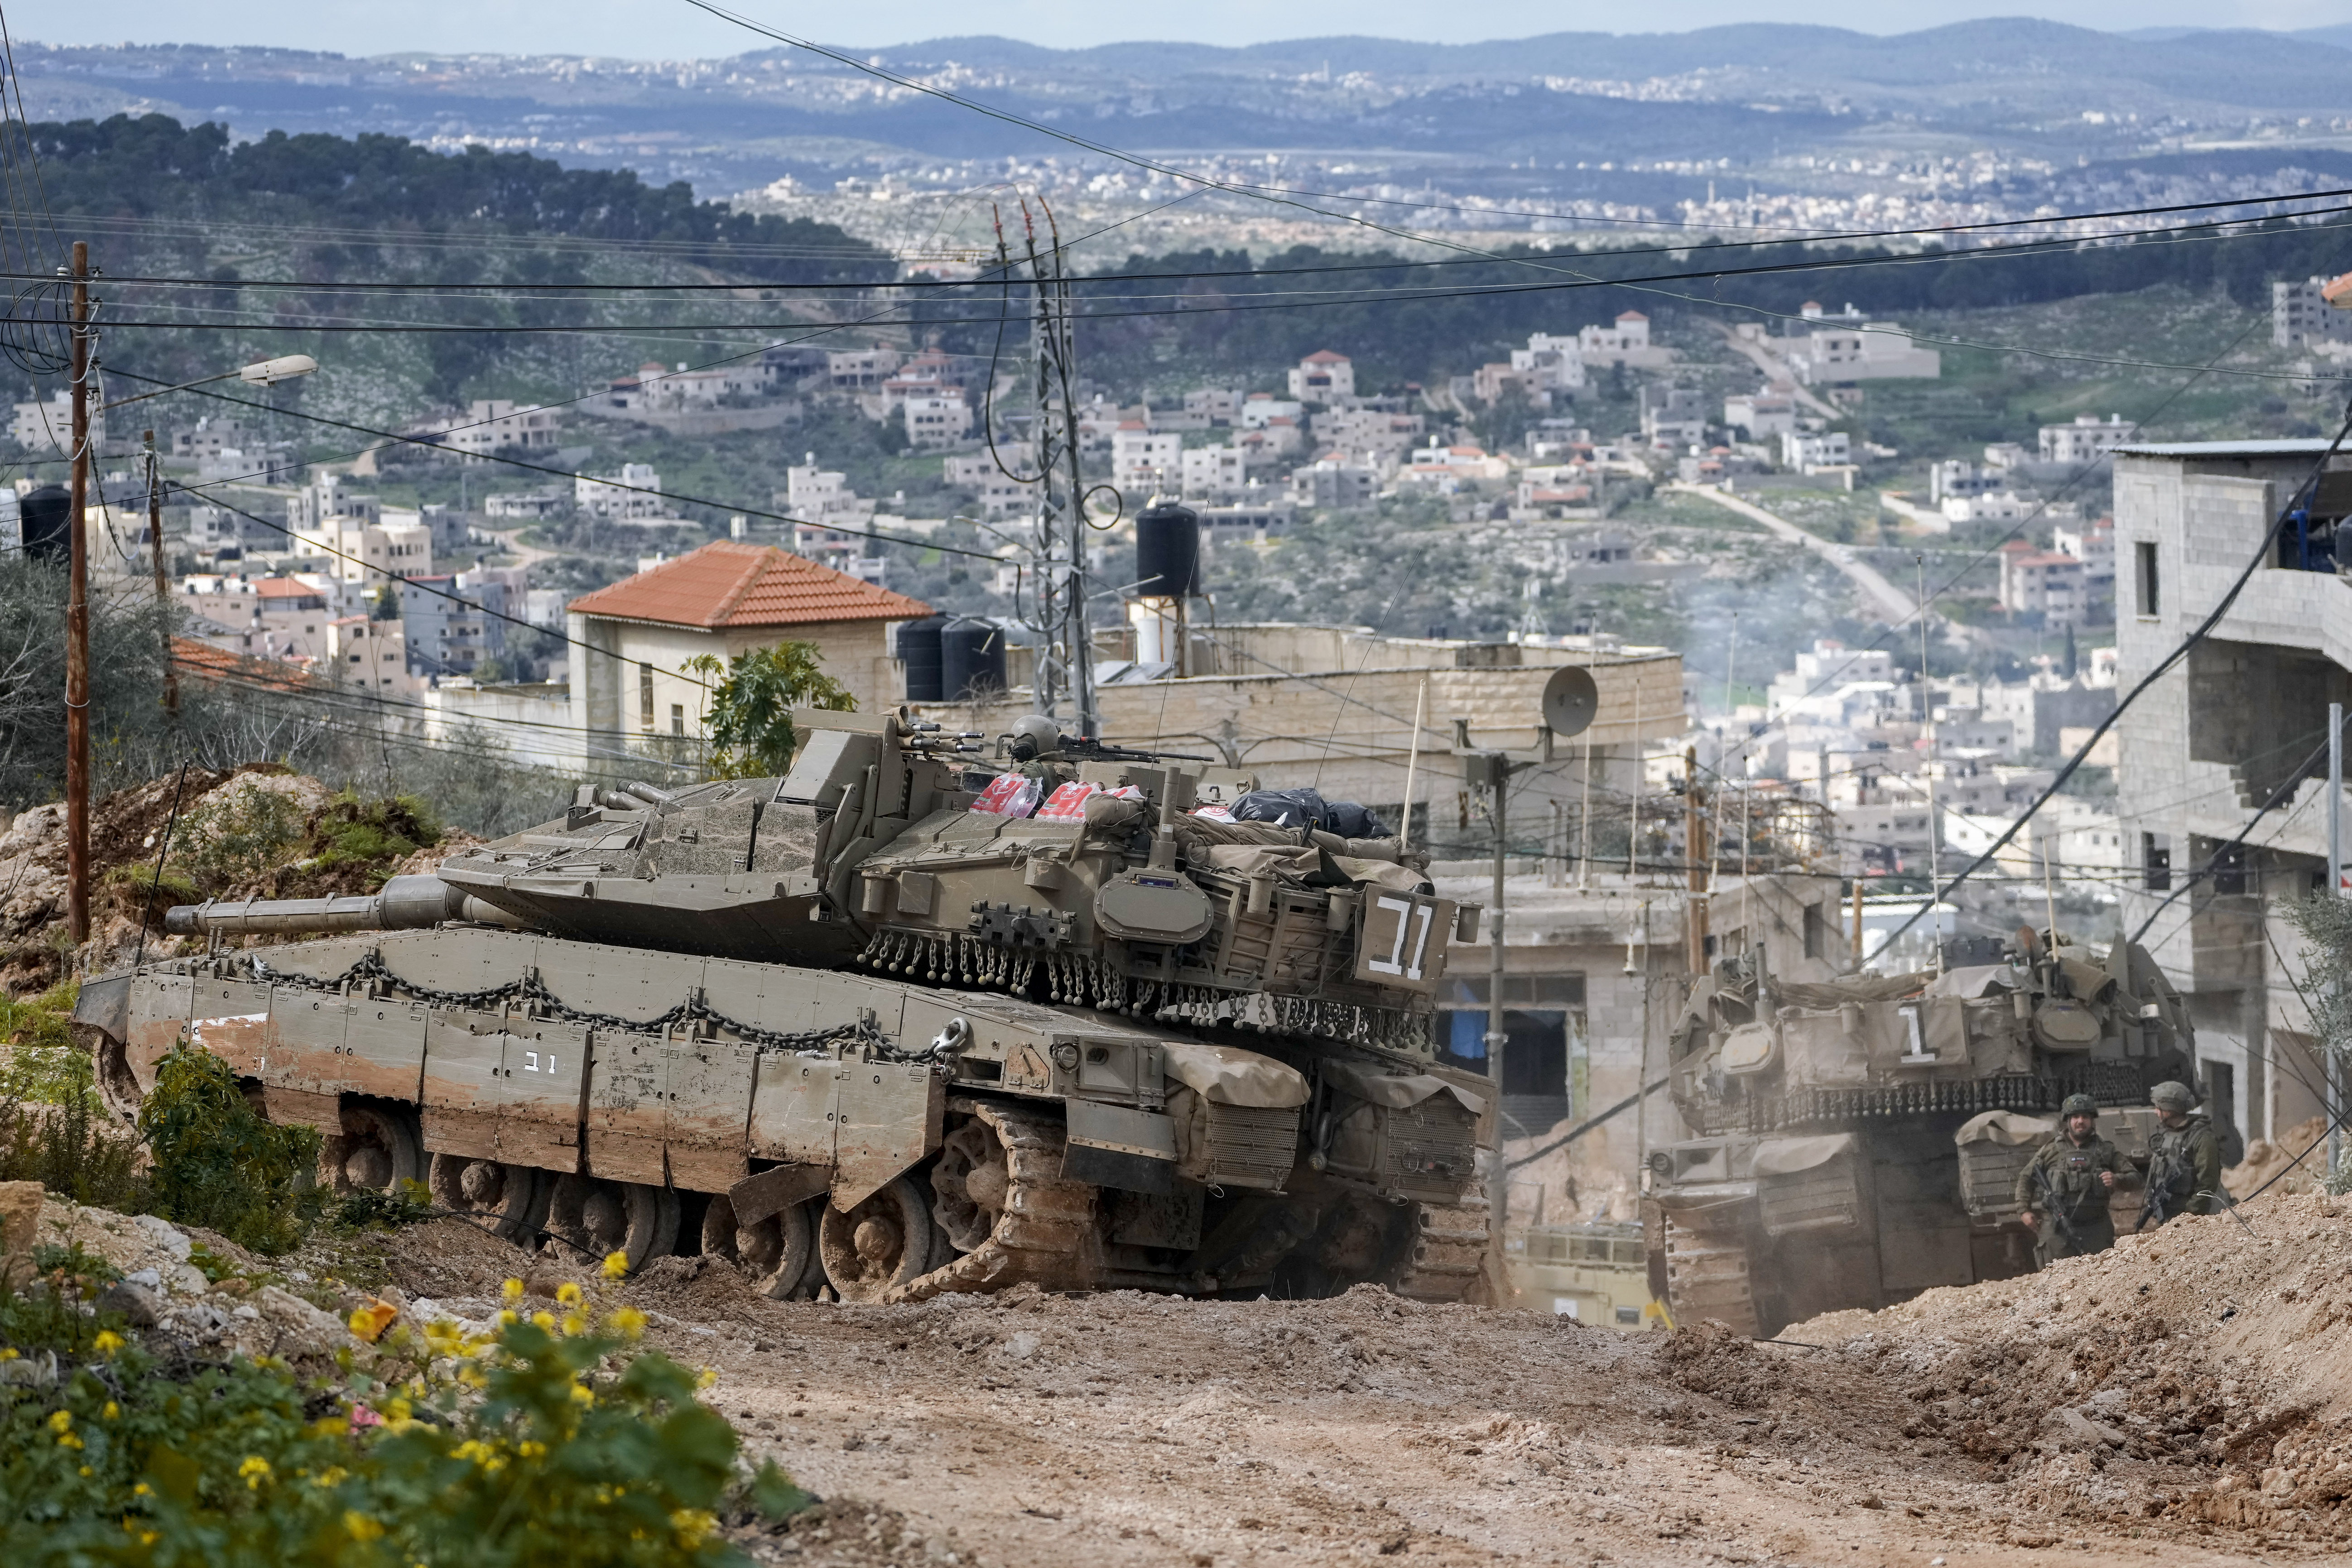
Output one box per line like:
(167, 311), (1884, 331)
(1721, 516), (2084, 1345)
(2111, 438), (2348, 1150)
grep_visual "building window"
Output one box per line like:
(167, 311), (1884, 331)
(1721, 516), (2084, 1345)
(638, 663), (654, 727)
(1803, 899), (1825, 961)
(2143, 831), (2171, 892)
(2136, 540), (2160, 617)
(671, 703), (685, 737)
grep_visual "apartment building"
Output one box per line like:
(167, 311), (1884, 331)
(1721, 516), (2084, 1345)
(1995, 541), (2088, 625)
(575, 463), (668, 520)
(2041, 414), (2138, 465)
(1286, 350), (1356, 404)
(2273, 276), (2352, 351)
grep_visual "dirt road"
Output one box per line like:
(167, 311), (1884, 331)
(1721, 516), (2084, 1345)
(377, 1211), (2341, 1568)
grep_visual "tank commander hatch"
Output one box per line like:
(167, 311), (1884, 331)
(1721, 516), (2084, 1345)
(2015, 1093), (2140, 1266)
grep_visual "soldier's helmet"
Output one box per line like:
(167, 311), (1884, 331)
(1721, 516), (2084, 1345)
(2150, 1080), (2194, 1112)
(2060, 1092), (2099, 1119)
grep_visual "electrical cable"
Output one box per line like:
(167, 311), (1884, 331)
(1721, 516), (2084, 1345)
(1878, 400), (2352, 956)
(61, 184), (2352, 295)
(2128, 727), (2342, 945)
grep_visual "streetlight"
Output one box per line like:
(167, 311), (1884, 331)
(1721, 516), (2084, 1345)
(64, 337), (319, 945)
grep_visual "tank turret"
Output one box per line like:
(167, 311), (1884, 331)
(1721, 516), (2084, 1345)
(1645, 932), (2196, 1337)
(90, 707), (1495, 1306)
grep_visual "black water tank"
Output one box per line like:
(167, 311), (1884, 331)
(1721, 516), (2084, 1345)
(897, 614), (948, 702)
(18, 484), (70, 563)
(1134, 500), (1200, 599)
(941, 619), (1007, 700)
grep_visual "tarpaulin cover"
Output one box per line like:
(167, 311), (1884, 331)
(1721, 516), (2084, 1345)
(1955, 1109), (2058, 1147)
(1321, 1057), (1487, 1115)
(1200, 842), (1430, 894)
(1751, 1132), (1857, 1176)
(1159, 1039), (1310, 1108)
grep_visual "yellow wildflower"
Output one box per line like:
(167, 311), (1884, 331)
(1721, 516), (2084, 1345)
(569, 1381), (595, 1407)
(610, 1306), (646, 1340)
(555, 1281), (583, 1306)
(347, 1299), (399, 1344)
(672, 1508), (716, 1548)
(517, 1440), (547, 1459)
(58, 1434), (83, 1451)
(239, 1456), (272, 1490)
(561, 1313), (587, 1336)
(133, 1483), (150, 1498)
(344, 1511), (384, 1543)
(696, 1366), (718, 1390)
(501, 1277), (524, 1303)
(0, 1348), (15, 1360)
(102, 1402), (119, 1420)
(91, 1331), (125, 1357)
(47, 1411), (70, 1433)
(601, 1251), (630, 1281)
(78, 1466), (92, 1477)
(496, 1308), (518, 1328)
(531, 1310), (556, 1332)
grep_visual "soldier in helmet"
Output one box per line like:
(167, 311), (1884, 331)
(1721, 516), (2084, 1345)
(2140, 1079), (2227, 1227)
(2015, 1093), (2140, 1265)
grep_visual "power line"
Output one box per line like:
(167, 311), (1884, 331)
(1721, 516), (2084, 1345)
(61, 185), (2352, 296)
(74, 204), (2352, 338)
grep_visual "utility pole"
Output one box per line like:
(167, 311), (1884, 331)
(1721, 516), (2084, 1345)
(145, 429), (177, 715)
(1467, 746), (1521, 1251)
(1015, 199), (1098, 739)
(64, 240), (91, 946)
(1684, 744), (1707, 974)
(2330, 701), (2343, 1186)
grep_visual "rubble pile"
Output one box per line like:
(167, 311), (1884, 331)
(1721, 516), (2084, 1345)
(1793, 1192), (2352, 1544)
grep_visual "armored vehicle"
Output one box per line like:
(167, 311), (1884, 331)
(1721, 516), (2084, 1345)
(1643, 931), (2195, 1337)
(74, 708), (1491, 1304)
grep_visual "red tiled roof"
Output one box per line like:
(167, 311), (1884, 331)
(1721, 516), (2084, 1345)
(169, 637), (318, 692)
(256, 577), (327, 600)
(565, 540), (931, 629)
(1301, 349), (1351, 364)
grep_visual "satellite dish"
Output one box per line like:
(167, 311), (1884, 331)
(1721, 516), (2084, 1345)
(1541, 665), (1599, 738)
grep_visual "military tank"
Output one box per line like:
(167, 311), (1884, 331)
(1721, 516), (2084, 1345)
(72, 707), (1492, 1304)
(1643, 929), (2196, 1338)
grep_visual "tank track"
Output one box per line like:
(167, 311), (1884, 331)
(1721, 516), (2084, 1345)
(1661, 1209), (1758, 1336)
(1384, 1198), (1491, 1303)
(888, 1101), (1100, 1302)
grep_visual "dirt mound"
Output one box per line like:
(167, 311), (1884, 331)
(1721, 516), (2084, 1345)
(2227, 1116), (2331, 1201)
(1789, 1192), (2352, 1544)
(1, 766), (463, 992)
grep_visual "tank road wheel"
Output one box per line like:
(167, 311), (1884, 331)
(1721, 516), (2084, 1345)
(931, 1120), (1011, 1253)
(550, 1176), (680, 1274)
(701, 1193), (817, 1299)
(325, 1102), (425, 1196)
(1661, 1210), (1759, 1337)
(818, 1176), (935, 1303)
(428, 1154), (548, 1244)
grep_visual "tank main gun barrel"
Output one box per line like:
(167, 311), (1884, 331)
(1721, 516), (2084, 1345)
(163, 875), (521, 938)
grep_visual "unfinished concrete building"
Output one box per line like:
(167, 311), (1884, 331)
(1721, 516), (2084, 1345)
(2112, 439), (2346, 1150)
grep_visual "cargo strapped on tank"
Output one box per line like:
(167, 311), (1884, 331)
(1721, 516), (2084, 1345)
(229, 950), (910, 1059)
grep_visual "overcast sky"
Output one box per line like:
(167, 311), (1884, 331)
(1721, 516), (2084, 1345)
(22, 2), (2352, 57)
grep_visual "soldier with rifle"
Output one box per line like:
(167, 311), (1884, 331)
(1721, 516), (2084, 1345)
(2015, 1093), (2140, 1265)
(2139, 1079), (2227, 1228)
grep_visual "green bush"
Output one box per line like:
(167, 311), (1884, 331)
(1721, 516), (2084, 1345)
(138, 1045), (322, 1255)
(173, 784), (306, 891)
(0, 1265), (806, 1565)
(308, 794), (443, 880)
